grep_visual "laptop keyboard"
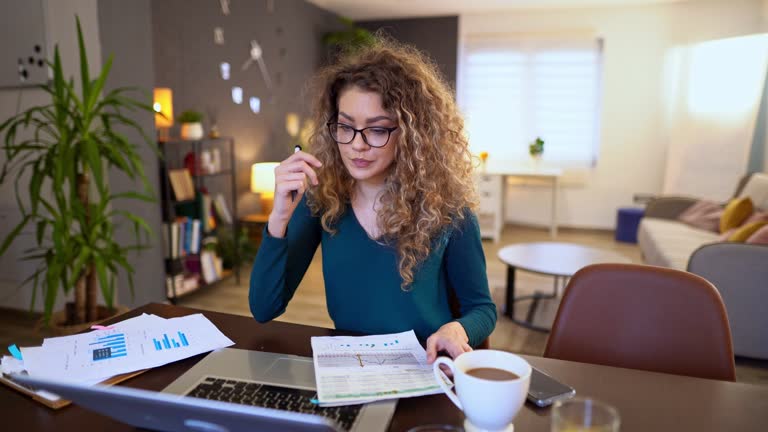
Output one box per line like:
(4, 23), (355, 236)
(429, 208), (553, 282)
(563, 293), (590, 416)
(185, 376), (362, 431)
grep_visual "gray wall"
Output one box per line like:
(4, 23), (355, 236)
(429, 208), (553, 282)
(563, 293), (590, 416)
(358, 16), (458, 92)
(152, 0), (342, 215)
(98, 0), (165, 308)
(0, 0), (103, 312)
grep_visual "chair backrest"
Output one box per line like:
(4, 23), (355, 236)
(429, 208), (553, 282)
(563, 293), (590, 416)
(544, 263), (735, 381)
(688, 243), (768, 360)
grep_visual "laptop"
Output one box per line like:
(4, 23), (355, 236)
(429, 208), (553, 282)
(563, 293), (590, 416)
(13, 348), (397, 432)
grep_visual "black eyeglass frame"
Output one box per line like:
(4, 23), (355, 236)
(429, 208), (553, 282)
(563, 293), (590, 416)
(326, 122), (399, 148)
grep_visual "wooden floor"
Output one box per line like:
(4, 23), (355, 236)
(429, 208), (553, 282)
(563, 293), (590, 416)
(2, 224), (766, 386)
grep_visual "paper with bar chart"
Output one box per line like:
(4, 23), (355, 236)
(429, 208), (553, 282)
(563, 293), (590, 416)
(310, 330), (448, 406)
(20, 313), (234, 384)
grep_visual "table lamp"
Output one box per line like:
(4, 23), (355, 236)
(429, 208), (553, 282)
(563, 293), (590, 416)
(251, 162), (280, 215)
(154, 87), (174, 142)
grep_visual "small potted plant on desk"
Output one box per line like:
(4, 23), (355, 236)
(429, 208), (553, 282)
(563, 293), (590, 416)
(178, 110), (204, 141)
(529, 137), (544, 167)
(0, 17), (156, 334)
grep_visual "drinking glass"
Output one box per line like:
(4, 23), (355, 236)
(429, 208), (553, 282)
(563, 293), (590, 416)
(551, 398), (620, 432)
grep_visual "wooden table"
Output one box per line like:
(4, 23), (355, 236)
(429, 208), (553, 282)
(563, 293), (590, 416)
(498, 242), (632, 332)
(3, 303), (767, 431)
(482, 166), (562, 239)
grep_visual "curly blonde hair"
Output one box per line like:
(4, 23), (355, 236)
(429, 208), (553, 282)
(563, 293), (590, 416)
(306, 38), (477, 289)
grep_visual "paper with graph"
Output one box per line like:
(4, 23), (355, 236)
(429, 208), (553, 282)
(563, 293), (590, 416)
(311, 330), (447, 406)
(18, 313), (234, 384)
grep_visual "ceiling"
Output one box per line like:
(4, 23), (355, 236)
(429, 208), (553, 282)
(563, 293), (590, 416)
(307, 0), (697, 20)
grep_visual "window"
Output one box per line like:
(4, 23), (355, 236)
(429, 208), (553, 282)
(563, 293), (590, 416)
(459, 35), (603, 168)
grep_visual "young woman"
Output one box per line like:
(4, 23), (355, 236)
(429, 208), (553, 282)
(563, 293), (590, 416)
(249, 39), (496, 363)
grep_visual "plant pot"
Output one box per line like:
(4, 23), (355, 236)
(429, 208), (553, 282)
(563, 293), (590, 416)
(181, 122), (204, 140)
(530, 153), (543, 169)
(39, 303), (131, 336)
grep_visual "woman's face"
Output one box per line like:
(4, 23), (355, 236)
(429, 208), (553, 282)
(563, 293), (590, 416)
(334, 86), (398, 185)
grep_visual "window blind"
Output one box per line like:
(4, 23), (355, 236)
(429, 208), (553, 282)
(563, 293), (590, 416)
(460, 35), (603, 168)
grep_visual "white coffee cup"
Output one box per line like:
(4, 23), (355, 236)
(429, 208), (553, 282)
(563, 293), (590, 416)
(433, 350), (532, 432)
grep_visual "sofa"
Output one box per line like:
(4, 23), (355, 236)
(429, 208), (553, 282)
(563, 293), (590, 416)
(637, 172), (768, 360)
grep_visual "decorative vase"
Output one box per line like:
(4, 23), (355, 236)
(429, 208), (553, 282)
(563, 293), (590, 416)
(479, 151), (489, 173)
(181, 122), (204, 140)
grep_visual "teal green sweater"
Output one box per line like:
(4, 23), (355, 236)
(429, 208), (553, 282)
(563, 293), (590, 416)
(248, 198), (497, 347)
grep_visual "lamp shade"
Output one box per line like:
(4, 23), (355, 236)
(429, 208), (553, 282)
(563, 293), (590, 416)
(153, 88), (174, 128)
(251, 162), (279, 197)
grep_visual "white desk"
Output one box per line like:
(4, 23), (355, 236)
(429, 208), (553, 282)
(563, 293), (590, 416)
(475, 166), (562, 241)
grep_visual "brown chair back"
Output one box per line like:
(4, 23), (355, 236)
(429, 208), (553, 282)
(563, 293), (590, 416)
(448, 285), (490, 349)
(544, 263), (735, 381)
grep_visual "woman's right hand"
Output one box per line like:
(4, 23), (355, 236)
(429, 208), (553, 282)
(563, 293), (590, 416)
(267, 151), (322, 238)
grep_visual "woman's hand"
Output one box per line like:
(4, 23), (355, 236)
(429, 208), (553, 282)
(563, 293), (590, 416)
(268, 151), (322, 238)
(426, 321), (472, 364)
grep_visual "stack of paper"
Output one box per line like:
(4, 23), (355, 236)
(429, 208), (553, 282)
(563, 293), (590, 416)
(310, 330), (449, 407)
(1, 313), (234, 389)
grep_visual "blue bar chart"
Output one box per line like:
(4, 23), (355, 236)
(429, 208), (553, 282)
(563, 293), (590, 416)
(89, 333), (127, 361)
(152, 331), (189, 351)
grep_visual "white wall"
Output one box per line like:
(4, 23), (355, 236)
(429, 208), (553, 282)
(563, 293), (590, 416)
(0, 0), (101, 311)
(461, 0), (765, 229)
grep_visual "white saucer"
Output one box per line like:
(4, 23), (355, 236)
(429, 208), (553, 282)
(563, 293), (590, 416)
(463, 419), (514, 432)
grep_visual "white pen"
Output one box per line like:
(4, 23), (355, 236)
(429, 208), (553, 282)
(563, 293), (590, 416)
(291, 145), (301, 202)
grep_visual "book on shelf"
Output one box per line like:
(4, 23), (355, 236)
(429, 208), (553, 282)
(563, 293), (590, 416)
(173, 221), (179, 258)
(162, 218), (202, 259)
(200, 192), (214, 232)
(166, 274), (184, 298)
(168, 169), (195, 201)
(200, 250), (224, 284)
(165, 273), (200, 298)
(191, 219), (201, 254)
(213, 193), (233, 224)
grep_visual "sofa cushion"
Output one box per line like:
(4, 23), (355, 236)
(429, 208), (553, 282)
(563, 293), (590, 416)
(744, 210), (768, 224)
(719, 197), (753, 233)
(677, 200), (723, 232)
(728, 221), (768, 242)
(746, 225), (768, 244)
(638, 218), (721, 270)
(737, 172), (768, 210)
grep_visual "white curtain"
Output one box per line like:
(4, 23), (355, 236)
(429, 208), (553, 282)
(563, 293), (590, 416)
(662, 34), (768, 201)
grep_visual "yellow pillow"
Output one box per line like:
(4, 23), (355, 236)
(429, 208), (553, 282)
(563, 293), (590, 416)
(719, 197), (753, 233)
(728, 221), (768, 242)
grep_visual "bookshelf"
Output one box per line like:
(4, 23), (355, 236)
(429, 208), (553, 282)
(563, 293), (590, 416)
(158, 136), (240, 302)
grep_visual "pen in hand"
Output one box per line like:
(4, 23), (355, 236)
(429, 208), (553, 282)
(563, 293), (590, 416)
(291, 145), (301, 202)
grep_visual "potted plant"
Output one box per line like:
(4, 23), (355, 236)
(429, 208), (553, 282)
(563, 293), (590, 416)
(178, 110), (204, 140)
(322, 17), (375, 61)
(529, 137), (544, 164)
(0, 17), (156, 332)
(215, 226), (258, 270)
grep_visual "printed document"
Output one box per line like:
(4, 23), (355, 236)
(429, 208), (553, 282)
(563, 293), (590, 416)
(16, 313), (233, 384)
(311, 330), (447, 406)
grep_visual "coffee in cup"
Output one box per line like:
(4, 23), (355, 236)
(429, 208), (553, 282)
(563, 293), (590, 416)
(433, 350), (531, 432)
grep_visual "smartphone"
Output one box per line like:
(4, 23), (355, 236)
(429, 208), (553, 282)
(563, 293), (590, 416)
(527, 367), (576, 407)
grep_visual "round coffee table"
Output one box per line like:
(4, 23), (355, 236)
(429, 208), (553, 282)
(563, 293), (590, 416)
(498, 242), (632, 332)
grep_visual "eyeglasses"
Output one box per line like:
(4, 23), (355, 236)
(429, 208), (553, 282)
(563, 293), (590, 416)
(327, 122), (398, 148)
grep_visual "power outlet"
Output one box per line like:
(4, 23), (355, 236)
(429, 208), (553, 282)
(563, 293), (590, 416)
(17, 43), (46, 83)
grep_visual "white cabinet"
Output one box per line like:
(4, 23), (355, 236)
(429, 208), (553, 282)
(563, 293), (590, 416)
(474, 174), (503, 242)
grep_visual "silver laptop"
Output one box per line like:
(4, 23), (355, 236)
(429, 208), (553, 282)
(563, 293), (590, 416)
(14, 348), (397, 432)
